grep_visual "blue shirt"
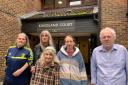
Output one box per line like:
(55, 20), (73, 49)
(5, 46), (33, 85)
(91, 44), (128, 85)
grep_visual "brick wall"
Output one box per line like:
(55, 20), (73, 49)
(0, 0), (41, 81)
(0, 0), (128, 81)
(100, 0), (128, 47)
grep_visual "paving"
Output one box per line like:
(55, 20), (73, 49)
(0, 82), (2, 85)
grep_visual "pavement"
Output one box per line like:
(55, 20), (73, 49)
(0, 78), (90, 85)
(0, 82), (2, 85)
(0, 81), (90, 85)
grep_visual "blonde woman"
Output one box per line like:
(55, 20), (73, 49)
(3, 33), (33, 85)
(33, 30), (54, 64)
(30, 46), (60, 85)
(31, 30), (54, 73)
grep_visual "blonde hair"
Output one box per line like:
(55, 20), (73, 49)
(16, 33), (30, 47)
(38, 46), (59, 65)
(40, 30), (54, 49)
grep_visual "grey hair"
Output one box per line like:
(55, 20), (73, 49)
(39, 46), (59, 65)
(99, 27), (116, 39)
(16, 33), (30, 47)
(40, 30), (54, 48)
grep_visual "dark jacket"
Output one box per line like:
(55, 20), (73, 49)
(33, 44), (43, 65)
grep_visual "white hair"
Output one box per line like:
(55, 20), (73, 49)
(38, 46), (59, 65)
(40, 30), (54, 49)
(100, 27), (116, 39)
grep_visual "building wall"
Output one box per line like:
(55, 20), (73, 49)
(100, 0), (128, 47)
(0, 0), (128, 81)
(0, 0), (41, 80)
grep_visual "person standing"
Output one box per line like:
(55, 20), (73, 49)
(3, 33), (33, 85)
(31, 30), (54, 73)
(91, 27), (128, 85)
(57, 35), (88, 85)
(33, 30), (54, 64)
(30, 46), (60, 85)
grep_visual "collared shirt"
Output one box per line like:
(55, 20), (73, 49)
(91, 44), (128, 85)
(30, 62), (60, 85)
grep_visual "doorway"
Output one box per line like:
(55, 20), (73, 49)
(53, 36), (91, 75)
(28, 34), (97, 76)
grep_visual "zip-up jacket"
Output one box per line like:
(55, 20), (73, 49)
(57, 45), (88, 85)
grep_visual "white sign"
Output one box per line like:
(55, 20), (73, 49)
(38, 20), (75, 32)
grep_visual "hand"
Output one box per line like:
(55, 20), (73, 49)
(13, 69), (23, 77)
(31, 66), (36, 73)
(90, 84), (95, 85)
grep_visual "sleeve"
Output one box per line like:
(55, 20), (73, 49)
(54, 65), (60, 85)
(33, 46), (37, 65)
(91, 49), (97, 84)
(57, 51), (61, 60)
(4, 48), (10, 66)
(33, 45), (42, 65)
(30, 72), (36, 84)
(26, 48), (33, 66)
(79, 52), (88, 85)
(124, 48), (128, 85)
(30, 62), (39, 85)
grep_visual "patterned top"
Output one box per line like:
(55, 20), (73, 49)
(57, 45), (88, 85)
(30, 61), (60, 85)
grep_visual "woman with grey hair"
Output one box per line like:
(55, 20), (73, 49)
(15, 33), (30, 48)
(33, 30), (54, 65)
(30, 46), (60, 85)
(31, 30), (54, 73)
(3, 33), (33, 85)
